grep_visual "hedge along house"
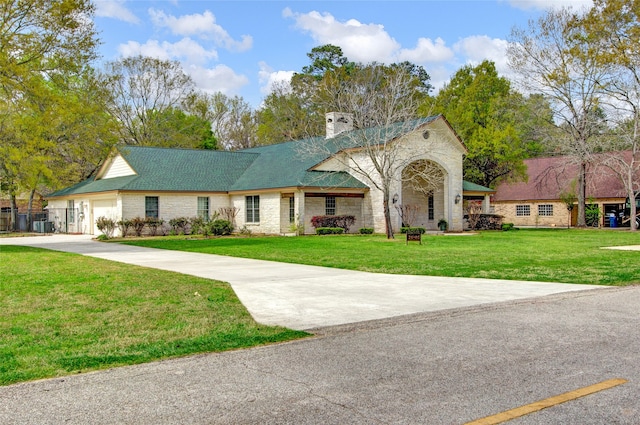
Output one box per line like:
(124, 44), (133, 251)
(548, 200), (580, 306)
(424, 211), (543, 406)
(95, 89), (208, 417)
(46, 113), (470, 236)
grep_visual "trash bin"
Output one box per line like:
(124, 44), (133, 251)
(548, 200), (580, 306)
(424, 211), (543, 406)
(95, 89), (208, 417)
(609, 212), (617, 228)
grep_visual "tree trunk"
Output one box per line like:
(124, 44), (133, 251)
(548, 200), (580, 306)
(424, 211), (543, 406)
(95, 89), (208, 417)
(630, 190), (638, 232)
(626, 166), (637, 231)
(9, 193), (18, 232)
(27, 188), (36, 232)
(576, 161), (587, 227)
(383, 193), (394, 239)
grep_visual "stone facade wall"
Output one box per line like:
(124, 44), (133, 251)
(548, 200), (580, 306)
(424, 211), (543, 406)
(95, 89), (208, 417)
(120, 193), (230, 221)
(302, 195), (364, 234)
(280, 195), (293, 233)
(493, 201), (570, 227)
(337, 121), (465, 233)
(232, 192), (281, 234)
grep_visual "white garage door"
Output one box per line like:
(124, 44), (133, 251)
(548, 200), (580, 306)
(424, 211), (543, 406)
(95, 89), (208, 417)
(92, 199), (117, 235)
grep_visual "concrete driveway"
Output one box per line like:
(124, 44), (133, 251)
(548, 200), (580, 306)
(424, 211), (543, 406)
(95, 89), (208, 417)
(0, 234), (605, 330)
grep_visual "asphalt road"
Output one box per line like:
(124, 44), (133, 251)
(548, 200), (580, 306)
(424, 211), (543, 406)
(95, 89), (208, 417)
(1, 285), (639, 424)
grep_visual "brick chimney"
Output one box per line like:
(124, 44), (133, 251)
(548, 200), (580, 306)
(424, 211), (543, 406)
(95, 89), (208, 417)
(325, 112), (353, 138)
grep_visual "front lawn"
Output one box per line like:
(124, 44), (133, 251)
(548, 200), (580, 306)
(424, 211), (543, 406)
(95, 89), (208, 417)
(0, 246), (307, 386)
(121, 229), (640, 286)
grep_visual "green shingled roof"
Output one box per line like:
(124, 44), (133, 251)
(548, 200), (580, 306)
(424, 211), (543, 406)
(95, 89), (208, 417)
(234, 115), (443, 191)
(49, 147), (260, 197)
(463, 181), (495, 192)
(49, 115), (446, 198)
(231, 136), (367, 191)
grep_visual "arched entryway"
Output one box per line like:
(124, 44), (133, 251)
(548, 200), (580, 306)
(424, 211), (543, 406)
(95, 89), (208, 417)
(399, 160), (447, 230)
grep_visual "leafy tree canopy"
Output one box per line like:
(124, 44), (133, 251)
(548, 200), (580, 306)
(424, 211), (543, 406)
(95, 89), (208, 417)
(421, 60), (542, 188)
(256, 44), (432, 145)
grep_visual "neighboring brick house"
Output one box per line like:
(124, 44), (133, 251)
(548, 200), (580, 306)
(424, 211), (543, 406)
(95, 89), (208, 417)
(47, 113), (478, 236)
(0, 190), (46, 232)
(492, 155), (636, 228)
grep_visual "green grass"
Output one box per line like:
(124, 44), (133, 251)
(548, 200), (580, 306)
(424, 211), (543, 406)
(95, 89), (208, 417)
(0, 246), (308, 386)
(121, 229), (640, 286)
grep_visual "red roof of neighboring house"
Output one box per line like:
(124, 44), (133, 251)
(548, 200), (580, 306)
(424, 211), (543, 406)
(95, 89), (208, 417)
(493, 154), (636, 202)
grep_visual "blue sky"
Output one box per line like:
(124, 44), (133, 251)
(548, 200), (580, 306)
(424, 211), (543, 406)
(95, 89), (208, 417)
(93, 0), (592, 107)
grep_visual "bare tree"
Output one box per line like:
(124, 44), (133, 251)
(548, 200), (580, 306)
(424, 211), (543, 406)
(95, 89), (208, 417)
(394, 204), (420, 228)
(298, 64), (441, 238)
(465, 201), (483, 231)
(582, 0), (640, 230)
(218, 206), (240, 227)
(186, 92), (257, 150)
(102, 55), (196, 146)
(403, 160), (445, 196)
(508, 7), (611, 227)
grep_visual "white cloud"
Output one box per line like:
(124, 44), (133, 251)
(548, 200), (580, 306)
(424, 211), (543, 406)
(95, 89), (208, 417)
(452, 35), (522, 85)
(95, 0), (139, 24)
(283, 8), (400, 63)
(117, 39), (218, 64)
(258, 61), (295, 95)
(398, 37), (455, 64)
(117, 41), (248, 95)
(505, 0), (592, 11)
(186, 64), (249, 95)
(454, 35), (510, 72)
(428, 65), (459, 93)
(149, 8), (252, 52)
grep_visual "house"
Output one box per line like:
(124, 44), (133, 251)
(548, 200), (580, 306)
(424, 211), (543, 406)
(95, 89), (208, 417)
(47, 113), (483, 236)
(492, 155), (637, 227)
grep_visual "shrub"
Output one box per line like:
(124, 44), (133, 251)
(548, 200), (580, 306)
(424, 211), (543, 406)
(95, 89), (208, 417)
(586, 202), (601, 227)
(190, 216), (206, 235)
(239, 225), (252, 236)
(359, 227), (374, 234)
(467, 214), (503, 230)
(117, 219), (133, 237)
(316, 227), (344, 235)
(502, 222), (515, 231)
(130, 217), (146, 237)
(400, 227), (426, 234)
(209, 219), (233, 236)
(169, 217), (190, 235)
(145, 217), (164, 236)
(95, 216), (116, 238)
(437, 219), (448, 231)
(310, 215), (355, 233)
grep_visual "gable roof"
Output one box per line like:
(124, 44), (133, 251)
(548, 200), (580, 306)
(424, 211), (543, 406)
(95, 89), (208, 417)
(49, 147), (260, 197)
(231, 137), (367, 191)
(493, 155), (632, 202)
(48, 115), (454, 198)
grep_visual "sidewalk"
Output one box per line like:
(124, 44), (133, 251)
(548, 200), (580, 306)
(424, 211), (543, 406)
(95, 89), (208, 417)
(0, 234), (606, 330)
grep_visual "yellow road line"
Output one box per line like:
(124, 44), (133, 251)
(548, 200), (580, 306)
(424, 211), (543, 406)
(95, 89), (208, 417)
(465, 378), (628, 425)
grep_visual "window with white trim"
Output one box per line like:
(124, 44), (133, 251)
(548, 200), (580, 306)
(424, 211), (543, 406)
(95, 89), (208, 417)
(538, 204), (553, 216)
(289, 196), (295, 223)
(325, 196), (336, 216)
(68, 200), (75, 223)
(145, 196), (159, 218)
(516, 204), (530, 216)
(246, 195), (260, 223)
(197, 197), (210, 220)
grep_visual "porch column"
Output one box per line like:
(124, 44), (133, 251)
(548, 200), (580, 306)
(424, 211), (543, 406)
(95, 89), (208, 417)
(482, 194), (491, 213)
(295, 190), (306, 234)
